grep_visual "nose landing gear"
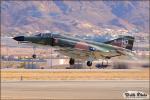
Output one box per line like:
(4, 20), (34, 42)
(32, 54), (37, 59)
(32, 46), (37, 59)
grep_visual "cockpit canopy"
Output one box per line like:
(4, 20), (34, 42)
(35, 33), (43, 37)
(34, 32), (60, 37)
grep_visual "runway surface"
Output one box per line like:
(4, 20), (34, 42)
(1, 80), (149, 99)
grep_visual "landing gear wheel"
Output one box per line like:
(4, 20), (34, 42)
(69, 58), (75, 65)
(32, 54), (36, 59)
(87, 61), (92, 66)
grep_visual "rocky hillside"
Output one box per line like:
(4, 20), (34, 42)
(1, 0), (149, 36)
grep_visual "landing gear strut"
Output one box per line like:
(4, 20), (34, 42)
(69, 58), (75, 65)
(32, 46), (37, 59)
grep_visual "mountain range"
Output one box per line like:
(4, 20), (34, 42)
(1, 0), (149, 36)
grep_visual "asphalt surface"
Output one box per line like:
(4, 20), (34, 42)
(1, 80), (149, 99)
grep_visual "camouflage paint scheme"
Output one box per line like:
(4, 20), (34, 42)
(13, 32), (135, 61)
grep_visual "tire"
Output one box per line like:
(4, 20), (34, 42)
(69, 58), (75, 65)
(32, 54), (36, 59)
(87, 61), (92, 66)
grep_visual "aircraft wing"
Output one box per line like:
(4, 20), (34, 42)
(54, 42), (124, 61)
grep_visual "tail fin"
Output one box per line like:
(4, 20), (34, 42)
(104, 36), (134, 50)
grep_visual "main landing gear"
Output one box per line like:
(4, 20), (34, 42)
(69, 58), (110, 69)
(69, 58), (75, 65)
(87, 61), (92, 66)
(69, 58), (93, 67)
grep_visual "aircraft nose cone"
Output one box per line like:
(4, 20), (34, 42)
(13, 36), (25, 41)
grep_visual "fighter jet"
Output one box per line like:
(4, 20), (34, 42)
(13, 32), (135, 68)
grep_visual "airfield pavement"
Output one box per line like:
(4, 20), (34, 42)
(1, 80), (149, 99)
(1, 69), (149, 99)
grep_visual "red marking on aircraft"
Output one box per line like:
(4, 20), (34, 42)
(75, 42), (89, 50)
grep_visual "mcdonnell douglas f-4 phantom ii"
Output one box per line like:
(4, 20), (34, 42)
(13, 32), (135, 68)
